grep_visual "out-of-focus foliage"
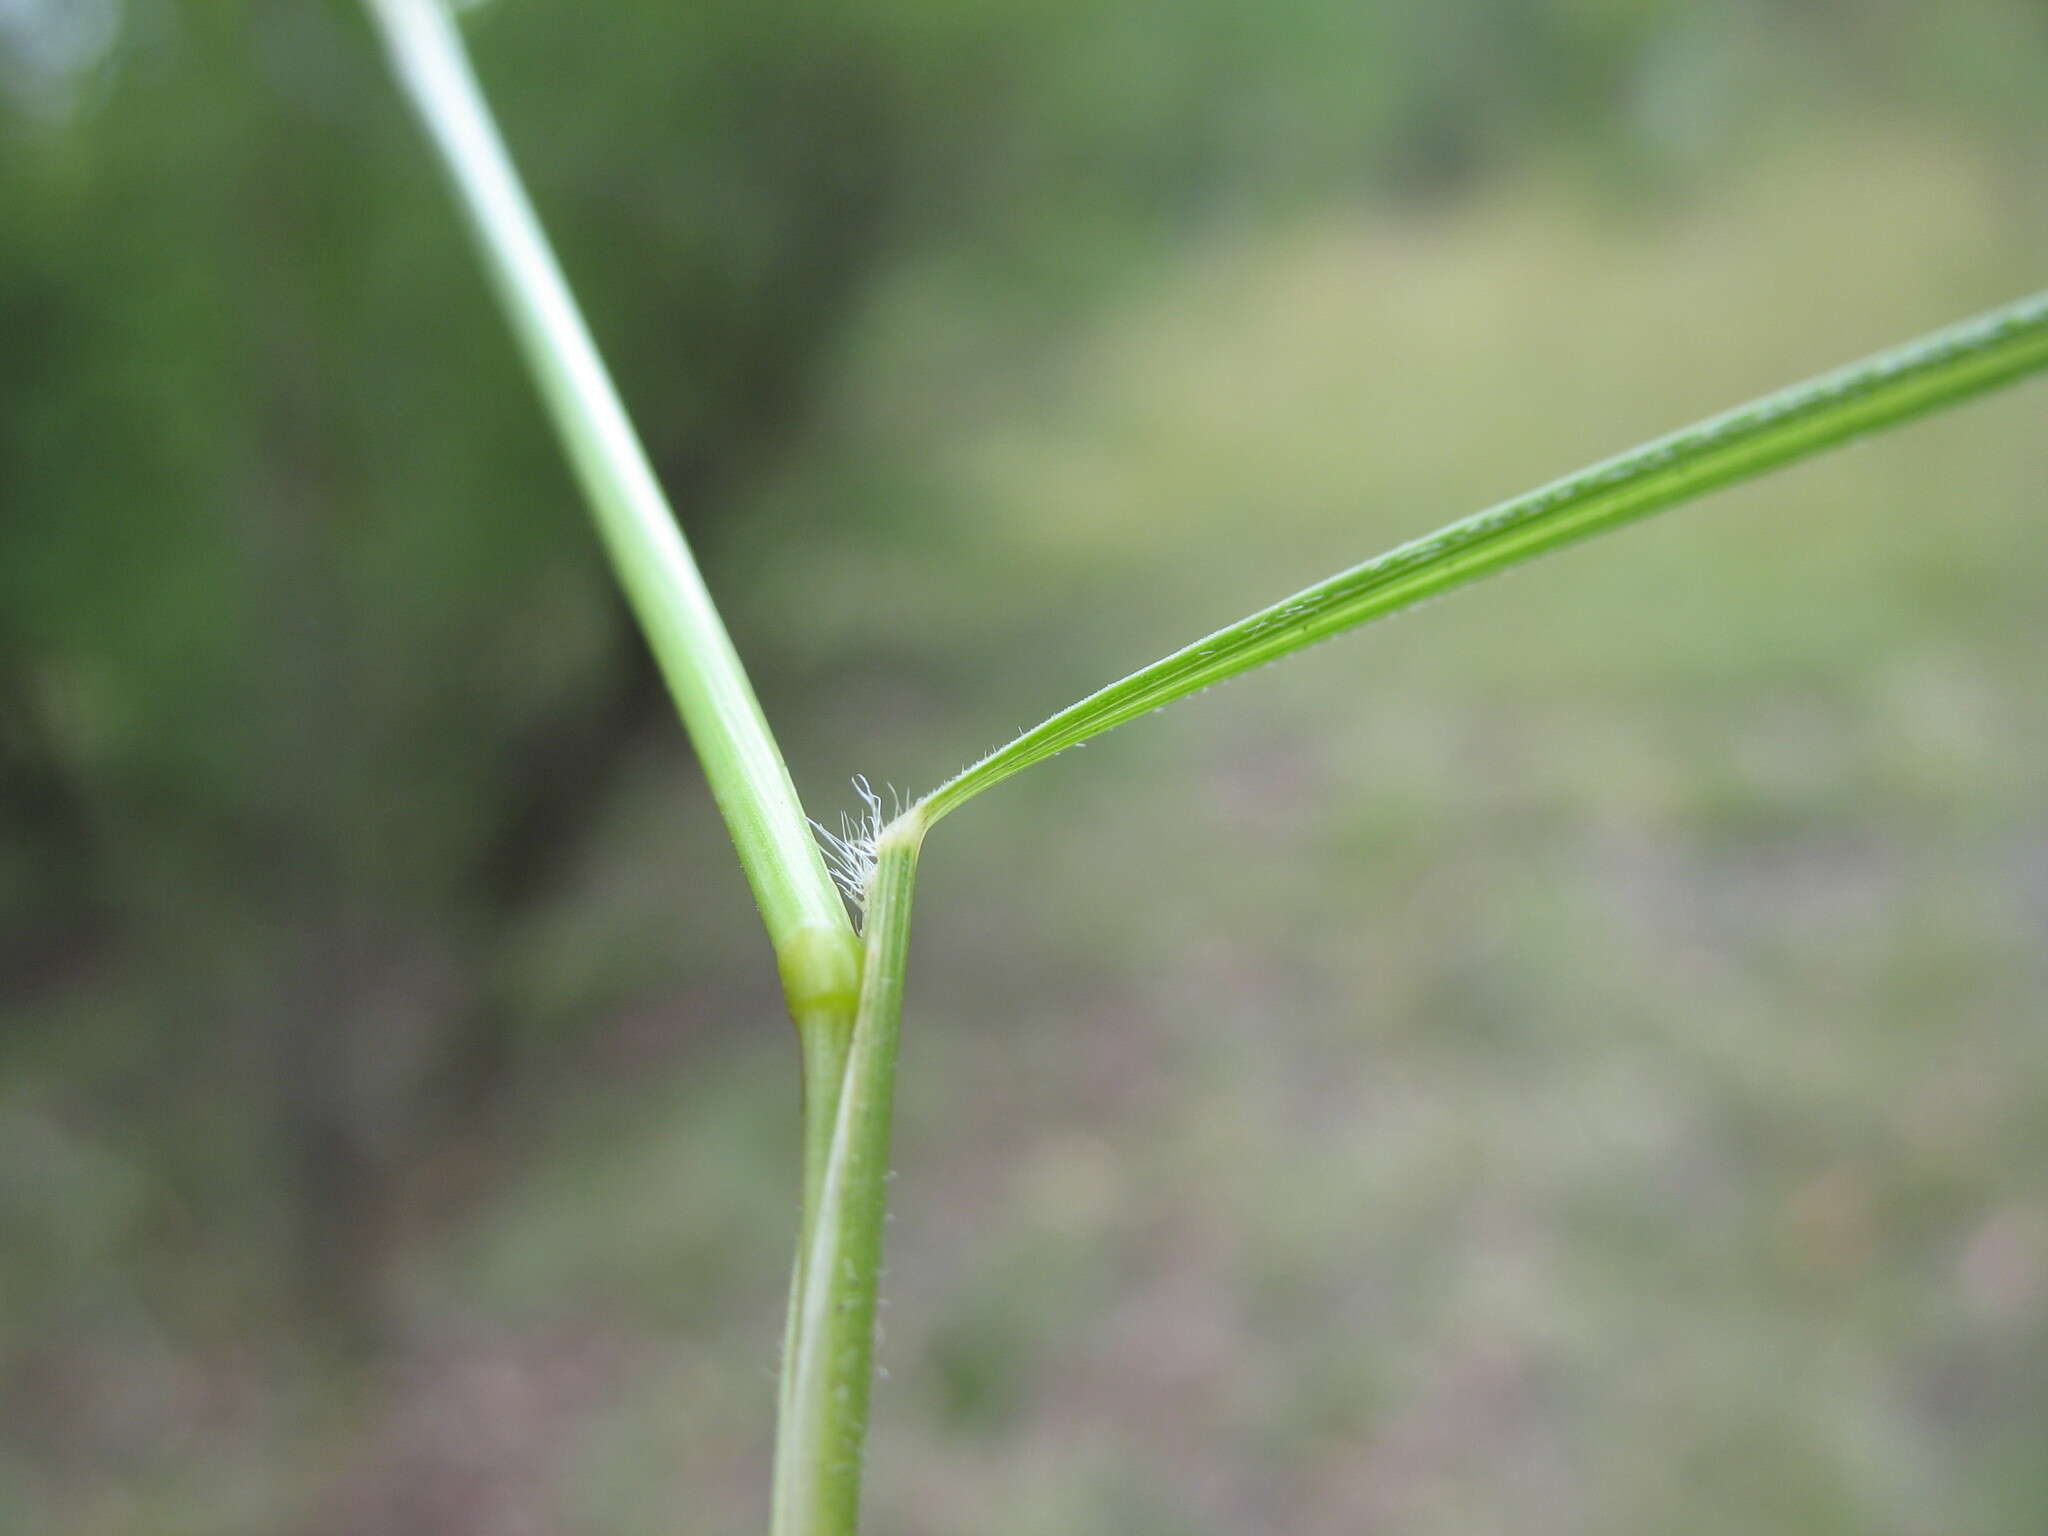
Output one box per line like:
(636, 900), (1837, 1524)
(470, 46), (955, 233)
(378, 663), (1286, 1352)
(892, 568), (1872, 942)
(2, 2), (2045, 1532)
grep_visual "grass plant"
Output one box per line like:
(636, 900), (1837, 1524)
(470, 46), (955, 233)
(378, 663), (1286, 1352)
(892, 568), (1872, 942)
(362, 2), (2048, 1531)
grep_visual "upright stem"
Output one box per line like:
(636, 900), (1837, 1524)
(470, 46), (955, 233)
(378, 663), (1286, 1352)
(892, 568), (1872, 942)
(360, 13), (864, 1524)
(359, 0), (857, 994)
(774, 814), (928, 1536)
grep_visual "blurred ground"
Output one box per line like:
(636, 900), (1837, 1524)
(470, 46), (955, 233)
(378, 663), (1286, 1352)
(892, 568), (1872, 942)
(4, 4), (2048, 1534)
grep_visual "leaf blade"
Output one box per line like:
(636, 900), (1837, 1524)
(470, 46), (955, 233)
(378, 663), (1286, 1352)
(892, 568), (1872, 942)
(920, 291), (2048, 824)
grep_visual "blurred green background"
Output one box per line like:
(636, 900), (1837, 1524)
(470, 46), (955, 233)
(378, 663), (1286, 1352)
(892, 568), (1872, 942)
(4, 1), (2048, 1532)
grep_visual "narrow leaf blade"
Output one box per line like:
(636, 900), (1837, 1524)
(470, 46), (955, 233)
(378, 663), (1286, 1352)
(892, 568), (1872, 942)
(920, 292), (2048, 824)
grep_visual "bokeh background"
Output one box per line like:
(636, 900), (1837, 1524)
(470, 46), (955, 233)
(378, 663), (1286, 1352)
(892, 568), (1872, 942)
(5, 2), (2048, 1532)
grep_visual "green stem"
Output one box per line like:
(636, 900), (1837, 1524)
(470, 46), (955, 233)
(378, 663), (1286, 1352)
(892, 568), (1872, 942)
(773, 814), (928, 1536)
(361, 10), (863, 1520)
(770, 1005), (855, 1519)
(358, 0), (857, 997)
(919, 290), (2048, 824)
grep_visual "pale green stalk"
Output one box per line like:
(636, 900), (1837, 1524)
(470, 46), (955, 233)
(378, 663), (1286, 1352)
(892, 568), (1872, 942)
(358, 0), (858, 1018)
(358, 7), (858, 1523)
(774, 813), (927, 1536)
(781, 292), (2048, 1536)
